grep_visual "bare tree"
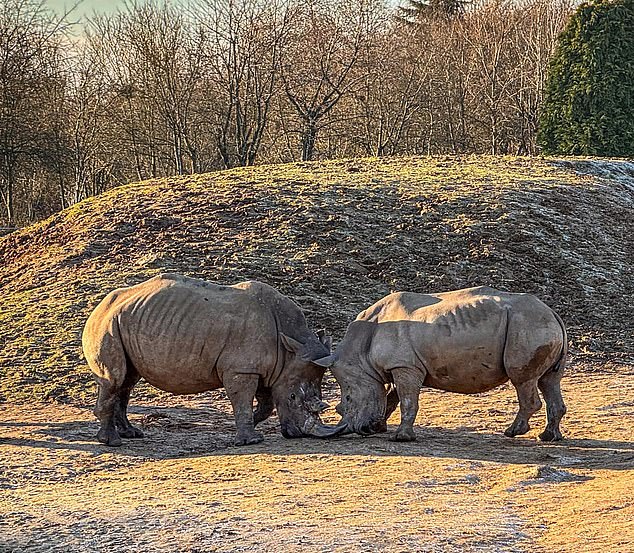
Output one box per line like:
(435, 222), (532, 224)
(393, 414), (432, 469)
(197, 0), (293, 168)
(281, 0), (373, 161)
(89, 2), (209, 178)
(352, 19), (433, 156)
(67, 46), (121, 202)
(87, 13), (151, 181)
(0, 0), (71, 224)
(463, 2), (519, 154)
(128, 2), (207, 174)
(510, 0), (573, 154)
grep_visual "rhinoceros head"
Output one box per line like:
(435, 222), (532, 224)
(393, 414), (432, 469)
(273, 330), (347, 439)
(314, 326), (388, 436)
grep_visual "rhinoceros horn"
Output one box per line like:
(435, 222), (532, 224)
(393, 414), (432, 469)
(316, 329), (333, 350)
(312, 354), (336, 368)
(302, 417), (348, 438)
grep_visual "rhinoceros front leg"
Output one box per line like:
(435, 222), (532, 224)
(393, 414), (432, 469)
(389, 367), (424, 442)
(225, 373), (264, 446)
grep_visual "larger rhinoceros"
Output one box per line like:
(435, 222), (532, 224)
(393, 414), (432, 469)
(83, 273), (345, 446)
(315, 286), (568, 442)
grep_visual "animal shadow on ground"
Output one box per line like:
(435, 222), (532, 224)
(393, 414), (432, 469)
(1, 404), (633, 471)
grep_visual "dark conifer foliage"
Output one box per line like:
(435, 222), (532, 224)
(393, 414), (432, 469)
(398, 0), (471, 22)
(539, 0), (634, 156)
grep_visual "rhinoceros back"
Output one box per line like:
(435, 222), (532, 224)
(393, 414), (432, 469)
(357, 286), (562, 394)
(87, 274), (284, 393)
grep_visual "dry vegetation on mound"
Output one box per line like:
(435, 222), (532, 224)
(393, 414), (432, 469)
(0, 155), (632, 403)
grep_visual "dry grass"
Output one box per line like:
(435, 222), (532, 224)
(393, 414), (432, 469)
(1, 369), (632, 552)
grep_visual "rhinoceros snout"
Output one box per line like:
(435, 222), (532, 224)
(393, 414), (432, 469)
(357, 418), (387, 436)
(280, 423), (303, 439)
(371, 420), (387, 433)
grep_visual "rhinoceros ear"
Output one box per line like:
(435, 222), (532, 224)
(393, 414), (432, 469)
(312, 354), (336, 368)
(316, 329), (333, 351)
(280, 333), (305, 355)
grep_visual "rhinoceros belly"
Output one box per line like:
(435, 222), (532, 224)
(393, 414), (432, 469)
(423, 356), (509, 394)
(118, 291), (228, 394)
(419, 304), (509, 394)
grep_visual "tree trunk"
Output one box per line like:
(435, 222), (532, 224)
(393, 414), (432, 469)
(301, 119), (318, 162)
(3, 154), (15, 225)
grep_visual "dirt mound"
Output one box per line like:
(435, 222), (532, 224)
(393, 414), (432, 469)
(1, 155), (632, 402)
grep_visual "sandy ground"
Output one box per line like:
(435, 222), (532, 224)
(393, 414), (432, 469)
(1, 361), (633, 553)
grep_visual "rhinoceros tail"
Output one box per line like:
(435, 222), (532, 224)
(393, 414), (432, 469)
(550, 310), (568, 373)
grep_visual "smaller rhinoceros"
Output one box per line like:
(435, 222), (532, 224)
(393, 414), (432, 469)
(315, 286), (567, 442)
(82, 274), (346, 446)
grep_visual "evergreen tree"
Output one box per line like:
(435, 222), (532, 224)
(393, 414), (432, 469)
(538, 0), (634, 156)
(398, 0), (470, 22)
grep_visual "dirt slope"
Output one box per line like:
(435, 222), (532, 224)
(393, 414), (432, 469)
(1, 155), (633, 402)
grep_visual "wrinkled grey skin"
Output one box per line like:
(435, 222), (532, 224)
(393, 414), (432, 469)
(318, 286), (567, 442)
(83, 274), (345, 446)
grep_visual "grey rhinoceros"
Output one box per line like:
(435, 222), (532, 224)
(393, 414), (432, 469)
(83, 273), (346, 446)
(315, 286), (568, 442)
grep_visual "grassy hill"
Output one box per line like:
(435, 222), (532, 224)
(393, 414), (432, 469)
(1, 155), (632, 403)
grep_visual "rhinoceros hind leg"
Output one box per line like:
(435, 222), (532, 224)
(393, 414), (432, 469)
(95, 381), (123, 447)
(537, 368), (566, 441)
(88, 328), (129, 447)
(505, 379), (542, 438)
(114, 368), (144, 439)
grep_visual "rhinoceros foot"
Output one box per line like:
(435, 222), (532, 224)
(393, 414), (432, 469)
(539, 428), (563, 442)
(97, 427), (122, 447)
(118, 426), (145, 439)
(389, 427), (416, 442)
(234, 430), (264, 446)
(504, 418), (530, 438)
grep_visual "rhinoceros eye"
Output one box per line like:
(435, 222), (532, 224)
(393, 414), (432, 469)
(290, 393), (296, 401)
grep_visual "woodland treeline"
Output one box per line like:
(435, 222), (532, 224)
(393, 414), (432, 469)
(1, 0), (573, 225)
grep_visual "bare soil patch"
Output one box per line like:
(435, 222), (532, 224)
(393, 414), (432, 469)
(2, 361), (633, 553)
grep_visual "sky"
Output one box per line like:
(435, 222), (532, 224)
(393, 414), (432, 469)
(46, 0), (123, 20)
(46, 1), (190, 21)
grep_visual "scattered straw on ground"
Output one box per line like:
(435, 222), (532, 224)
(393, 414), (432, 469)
(1, 370), (633, 552)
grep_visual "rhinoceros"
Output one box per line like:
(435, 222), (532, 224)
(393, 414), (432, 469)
(82, 273), (346, 446)
(315, 286), (567, 442)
